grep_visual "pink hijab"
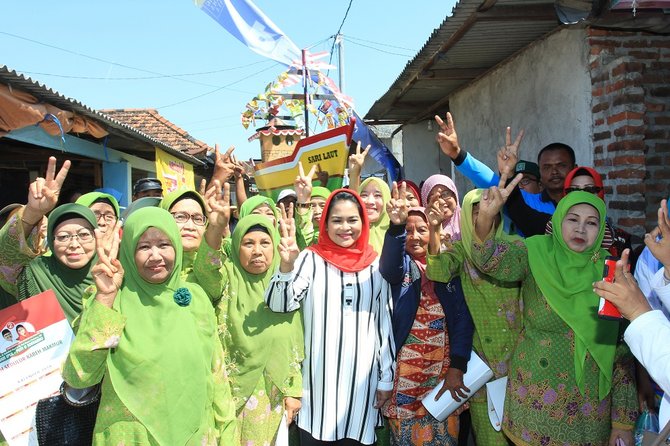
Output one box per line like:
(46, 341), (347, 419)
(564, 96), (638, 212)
(421, 174), (462, 241)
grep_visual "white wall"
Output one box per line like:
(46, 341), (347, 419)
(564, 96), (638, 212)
(401, 28), (593, 199)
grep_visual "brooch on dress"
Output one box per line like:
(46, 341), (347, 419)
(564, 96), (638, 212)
(173, 287), (192, 307)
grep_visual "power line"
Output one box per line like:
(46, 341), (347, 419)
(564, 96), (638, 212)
(14, 60), (275, 81)
(327, 0), (355, 75)
(344, 35), (416, 52)
(0, 31), (267, 90)
(343, 37), (414, 57)
(155, 63), (281, 109)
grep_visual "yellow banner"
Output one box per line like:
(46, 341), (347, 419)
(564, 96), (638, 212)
(253, 122), (354, 202)
(155, 148), (195, 193)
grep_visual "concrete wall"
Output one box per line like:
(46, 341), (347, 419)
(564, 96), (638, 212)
(402, 28), (593, 199)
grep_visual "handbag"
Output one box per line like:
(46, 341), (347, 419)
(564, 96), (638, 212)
(35, 381), (101, 445)
(642, 417), (670, 446)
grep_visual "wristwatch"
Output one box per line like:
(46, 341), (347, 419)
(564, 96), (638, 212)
(296, 202), (311, 209)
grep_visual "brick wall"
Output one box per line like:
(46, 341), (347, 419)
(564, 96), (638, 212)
(588, 28), (670, 242)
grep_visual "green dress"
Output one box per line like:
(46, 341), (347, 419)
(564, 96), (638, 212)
(63, 207), (237, 445)
(426, 189), (522, 446)
(469, 192), (638, 445)
(194, 215), (304, 445)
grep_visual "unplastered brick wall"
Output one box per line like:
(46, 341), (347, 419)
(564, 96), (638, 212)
(588, 28), (670, 241)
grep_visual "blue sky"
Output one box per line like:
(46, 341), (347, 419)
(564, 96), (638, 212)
(2, 0), (456, 159)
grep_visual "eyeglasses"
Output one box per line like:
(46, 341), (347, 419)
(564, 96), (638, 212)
(53, 230), (94, 244)
(171, 212), (207, 226)
(93, 212), (117, 223)
(565, 186), (602, 195)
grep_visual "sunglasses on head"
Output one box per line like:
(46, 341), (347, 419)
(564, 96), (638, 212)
(565, 186), (602, 195)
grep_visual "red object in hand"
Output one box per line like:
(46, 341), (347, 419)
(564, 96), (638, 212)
(598, 256), (625, 320)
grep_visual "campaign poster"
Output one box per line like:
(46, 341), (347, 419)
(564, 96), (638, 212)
(155, 147), (195, 194)
(0, 290), (74, 445)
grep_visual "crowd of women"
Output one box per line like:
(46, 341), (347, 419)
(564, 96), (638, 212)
(0, 112), (668, 446)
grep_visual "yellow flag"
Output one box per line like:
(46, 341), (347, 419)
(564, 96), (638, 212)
(155, 148), (195, 193)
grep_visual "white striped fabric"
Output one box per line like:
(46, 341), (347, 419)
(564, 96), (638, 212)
(265, 250), (395, 444)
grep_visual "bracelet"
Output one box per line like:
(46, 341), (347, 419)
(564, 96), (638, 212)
(20, 217), (41, 227)
(663, 270), (670, 286)
(296, 202), (311, 209)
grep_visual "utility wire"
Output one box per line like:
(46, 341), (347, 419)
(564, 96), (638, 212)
(14, 60), (275, 81)
(343, 37), (414, 57)
(344, 35), (416, 52)
(326, 0), (354, 77)
(0, 31), (268, 90)
(155, 63), (281, 110)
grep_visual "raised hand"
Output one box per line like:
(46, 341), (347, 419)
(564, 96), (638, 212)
(644, 199), (670, 269)
(92, 226), (124, 308)
(315, 164), (329, 187)
(594, 249), (651, 322)
(210, 145), (236, 184)
(205, 180), (231, 229)
(427, 198), (447, 228)
(348, 141), (370, 174)
(294, 162), (316, 204)
(496, 126), (524, 177)
(278, 203), (300, 272)
(435, 112), (460, 159)
(25, 157), (71, 221)
(475, 172), (522, 240)
(386, 181), (410, 225)
(98, 220), (123, 259)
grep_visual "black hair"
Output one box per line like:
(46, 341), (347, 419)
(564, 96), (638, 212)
(245, 224), (271, 236)
(537, 143), (576, 166)
(325, 191), (363, 221)
(91, 198), (118, 216)
(16, 324), (25, 331)
(170, 192), (206, 214)
(2, 329), (11, 336)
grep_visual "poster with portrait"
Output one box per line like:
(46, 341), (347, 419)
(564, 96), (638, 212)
(0, 290), (74, 445)
(155, 147), (195, 194)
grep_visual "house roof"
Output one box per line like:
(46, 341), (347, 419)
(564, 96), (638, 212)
(365, 0), (560, 124)
(0, 65), (205, 165)
(365, 0), (669, 124)
(102, 109), (212, 157)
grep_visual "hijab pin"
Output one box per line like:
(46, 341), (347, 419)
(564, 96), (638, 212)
(591, 250), (601, 263)
(173, 287), (192, 307)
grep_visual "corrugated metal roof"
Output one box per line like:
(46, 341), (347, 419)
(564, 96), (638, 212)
(0, 65), (204, 165)
(365, 0), (561, 123)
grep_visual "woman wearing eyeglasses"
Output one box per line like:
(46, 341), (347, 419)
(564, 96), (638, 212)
(160, 189), (210, 278)
(0, 157), (115, 323)
(76, 192), (120, 235)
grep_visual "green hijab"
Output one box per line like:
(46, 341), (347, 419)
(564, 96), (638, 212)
(17, 204), (97, 323)
(160, 188), (207, 274)
(107, 207), (216, 445)
(239, 195), (279, 224)
(311, 186), (331, 200)
(76, 192), (120, 218)
(223, 215), (303, 408)
(526, 191), (617, 400)
(359, 177), (390, 254)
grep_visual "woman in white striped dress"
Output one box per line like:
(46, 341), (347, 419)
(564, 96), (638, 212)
(266, 189), (395, 445)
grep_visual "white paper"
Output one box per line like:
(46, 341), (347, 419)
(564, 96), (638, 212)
(421, 350), (494, 421)
(275, 411), (289, 446)
(486, 376), (508, 431)
(0, 290), (74, 445)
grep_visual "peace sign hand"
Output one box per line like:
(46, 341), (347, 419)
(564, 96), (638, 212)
(496, 127), (525, 177)
(427, 198), (447, 228)
(644, 199), (670, 269)
(26, 156), (71, 219)
(211, 145), (236, 184)
(278, 203), (300, 272)
(435, 112), (460, 159)
(386, 181), (410, 225)
(475, 172), (522, 240)
(205, 180), (231, 229)
(92, 225), (124, 308)
(294, 162), (316, 204)
(348, 141), (370, 174)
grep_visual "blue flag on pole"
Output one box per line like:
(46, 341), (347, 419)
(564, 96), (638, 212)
(351, 111), (402, 183)
(196, 0), (301, 66)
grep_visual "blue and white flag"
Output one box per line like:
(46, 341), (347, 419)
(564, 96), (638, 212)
(351, 111), (402, 183)
(196, 0), (301, 66)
